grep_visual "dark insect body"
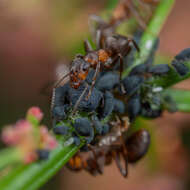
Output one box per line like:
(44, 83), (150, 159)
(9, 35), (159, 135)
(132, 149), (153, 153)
(67, 126), (150, 177)
(51, 72), (123, 123)
(89, 0), (160, 41)
(54, 33), (140, 103)
(171, 48), (190, 76)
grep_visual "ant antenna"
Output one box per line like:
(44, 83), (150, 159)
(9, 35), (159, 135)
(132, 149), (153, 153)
(72, 83), (89, 115)
(54, 72), (70, 88)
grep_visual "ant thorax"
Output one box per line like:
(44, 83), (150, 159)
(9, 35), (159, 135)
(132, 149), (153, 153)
(98, 117), (129, 147)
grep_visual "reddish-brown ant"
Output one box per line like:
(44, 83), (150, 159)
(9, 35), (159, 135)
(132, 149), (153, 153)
(67, 117), (150, 177)
(89, 0), (160, 41)
(54, 33), (139, 114)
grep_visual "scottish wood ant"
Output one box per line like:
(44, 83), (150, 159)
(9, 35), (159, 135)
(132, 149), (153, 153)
(89, 0), (160, 41)
(67, 117), (150, 177)
(54, 33), (139, 114)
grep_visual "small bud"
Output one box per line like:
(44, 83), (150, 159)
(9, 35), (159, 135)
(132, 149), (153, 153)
(27, 107), (44, 124)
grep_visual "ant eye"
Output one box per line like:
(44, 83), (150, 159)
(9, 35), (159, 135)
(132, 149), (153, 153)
(82, 63), (89, 72)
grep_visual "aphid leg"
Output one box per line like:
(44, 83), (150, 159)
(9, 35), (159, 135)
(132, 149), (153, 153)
(54, 72), (70, 88)
(85, 61), (101, 100)
(88, 145), (103, 174)
(72, 83), (89, 115)
(84, 40), (93, 53)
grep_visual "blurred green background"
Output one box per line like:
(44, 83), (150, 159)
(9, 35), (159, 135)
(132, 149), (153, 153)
(0, 0), (190, 190)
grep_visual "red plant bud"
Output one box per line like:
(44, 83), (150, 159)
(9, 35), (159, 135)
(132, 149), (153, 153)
(27, 107), (44, 122)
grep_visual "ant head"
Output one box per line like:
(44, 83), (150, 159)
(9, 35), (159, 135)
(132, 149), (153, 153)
(70, 57), (90, 88)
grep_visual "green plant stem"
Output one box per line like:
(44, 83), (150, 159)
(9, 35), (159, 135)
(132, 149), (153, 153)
(0, 148), (21, 170)
(163, 88), (190, 112)
(0, 142), (82, 190)
(122, 0), (175, 77)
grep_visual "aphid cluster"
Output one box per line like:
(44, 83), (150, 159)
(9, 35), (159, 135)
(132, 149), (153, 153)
(51, 0), (190, 177)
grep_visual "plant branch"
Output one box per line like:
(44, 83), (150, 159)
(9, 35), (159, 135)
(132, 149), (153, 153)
(122, 0), (175, 77)
(163, 88), (190, 112)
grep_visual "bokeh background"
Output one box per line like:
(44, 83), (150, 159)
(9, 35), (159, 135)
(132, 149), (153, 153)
(0, 0), (190, 190)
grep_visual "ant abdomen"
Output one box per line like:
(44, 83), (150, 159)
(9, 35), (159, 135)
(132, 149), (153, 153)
(126, 129), (150, 163)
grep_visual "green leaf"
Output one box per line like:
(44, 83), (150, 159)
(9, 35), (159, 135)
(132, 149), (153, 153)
(0, 143), (82, 190)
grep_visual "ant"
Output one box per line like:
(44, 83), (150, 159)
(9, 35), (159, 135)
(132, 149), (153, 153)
(54, 33), (139, 114)
(89, 0), (160, 42)
(67, 117), (150, 177)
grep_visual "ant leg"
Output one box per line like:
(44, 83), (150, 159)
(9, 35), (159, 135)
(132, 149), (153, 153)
(76, 54), (84, 59)
(88, 14), (106, 41)
(114, 151), (128, 177)
(88, 145), (103, 174)
(128, 39), (140, 52)
(96, 30), (102, 49)
(126, 1), (147, 29)
(51, 88), (56, 111)
(85, 61), (101, 100)
(84, 40), (93, 53)
(72, 83), (89, 115)
(54, 72), (70, 88)
(118, 54), (124, 81)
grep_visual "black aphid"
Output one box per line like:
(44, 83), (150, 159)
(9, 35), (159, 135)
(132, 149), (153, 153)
(129, 63), (148, 76)
(113, 99), (126, 114)
(52, 84), (70, 120)
(99, 91), (114, 118)
(73, 118), (94, 144)
(52, 84), (70, 107)
(95, 72), (120, 91)
(171, 60), (189, 76)
(53, 124), (69, 136)
(171, 48), (190, 76)
(127, 94), (141, 121)
(69, 84), (103, 112)
(37, 149), (50, 160)
(91, 115), (103, 135)
(52, 105), (69, 121)
(148, 64), (170, 75)
(122, 75), (144, 96)
(175, 48), (190, 61)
